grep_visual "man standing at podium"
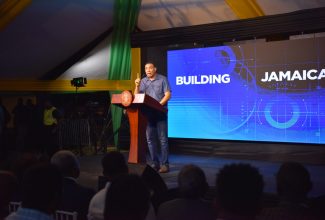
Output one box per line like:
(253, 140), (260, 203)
(134, 62), (171, 173)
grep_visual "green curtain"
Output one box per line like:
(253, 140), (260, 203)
(108, 0), (142, 148)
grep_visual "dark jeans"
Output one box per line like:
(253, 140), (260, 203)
(146, 112), (169, 167)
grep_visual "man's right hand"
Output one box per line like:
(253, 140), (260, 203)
(135, 78), (140, 87)
(134, 78), (141, 94)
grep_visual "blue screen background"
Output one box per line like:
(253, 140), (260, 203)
(167, 38), (325, 144)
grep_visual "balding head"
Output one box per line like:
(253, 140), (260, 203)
(51, 150), (80, 178)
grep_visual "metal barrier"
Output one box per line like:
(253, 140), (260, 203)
(57, 119), (91, 149)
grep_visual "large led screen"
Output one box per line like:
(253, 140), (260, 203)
(167, 37), (325, 144)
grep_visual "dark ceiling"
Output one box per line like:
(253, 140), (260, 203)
(1, 0), (325, 79)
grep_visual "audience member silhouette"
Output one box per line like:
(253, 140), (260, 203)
(12, 97), (28, 151)
(42, 100), (60, 156)
(10, 153), (40, 202)
(259, 161), (321, 220)
(277, 161), (312, 203)
(88, 151), (128, 220)
(312, 194), (325, 220)
(157, 164), (216, 220)
(24, 98), (37, 151)
(51, 150), (95, 220)
(88, 151), (156, 220)
(5, 163), (63, 220)
(0, 171), (17, 220)
(31, 99), (45, 153)
(215, 163), (264, 220)
(0, 97), (11, 159)
(104, 174), (151, 220)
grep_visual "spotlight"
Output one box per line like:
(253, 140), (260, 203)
(71, 77), (87, 87)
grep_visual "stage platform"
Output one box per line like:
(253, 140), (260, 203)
(78, 152), (325, 198)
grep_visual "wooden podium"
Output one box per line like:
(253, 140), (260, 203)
(111, 92), (167, 164)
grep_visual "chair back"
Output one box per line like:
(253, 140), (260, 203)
(8, 201), (21, 213)
(55, 210), (78, 220)
(8, 202), (77, 220)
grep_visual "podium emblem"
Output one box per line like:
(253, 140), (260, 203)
(121, 90), (133, 107)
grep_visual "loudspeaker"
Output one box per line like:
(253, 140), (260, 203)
(128, 163), (168, 210)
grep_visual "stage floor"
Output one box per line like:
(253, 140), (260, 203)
(78, 152), (325, 197)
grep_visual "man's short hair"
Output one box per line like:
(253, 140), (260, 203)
(276, 161), (312, 197)
(178, 164), (208, 199)
(144, 61), (156, 67)
(215, 163), (264, 216)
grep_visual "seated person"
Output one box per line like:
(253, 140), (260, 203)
(88, 151), (128, 220)
(6, 164), (63, 220)
(88, 151), (156, 220)
(104, 174), (151, 220)
(215, 163), (264, 220)
(51, 150), (95, 220)
(157, 164), (216, 220)
(0, 171), (17, 219)
(259, 161), (320, 220)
